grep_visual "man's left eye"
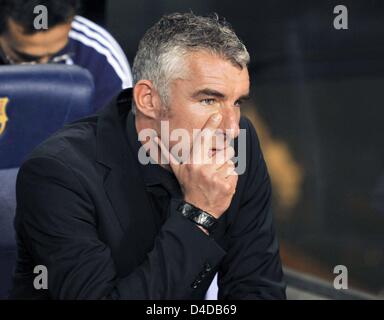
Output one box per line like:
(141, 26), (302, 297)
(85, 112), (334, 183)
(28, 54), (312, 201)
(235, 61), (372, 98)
(200, 98), (216, 106)
(234, 100), (243, 107)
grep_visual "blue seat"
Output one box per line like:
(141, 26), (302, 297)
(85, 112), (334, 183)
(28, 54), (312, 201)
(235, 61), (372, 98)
(0, 168), (18, 300)
(0, 64), (95, 299)
(0, 64), (95, 169)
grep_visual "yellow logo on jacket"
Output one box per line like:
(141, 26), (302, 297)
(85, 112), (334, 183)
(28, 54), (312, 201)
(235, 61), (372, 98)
(0, 97), (9, 136)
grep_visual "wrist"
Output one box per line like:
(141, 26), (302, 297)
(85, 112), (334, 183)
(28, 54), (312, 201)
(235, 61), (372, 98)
(183, 196), (219, 218)
(177, 200), (218, 233)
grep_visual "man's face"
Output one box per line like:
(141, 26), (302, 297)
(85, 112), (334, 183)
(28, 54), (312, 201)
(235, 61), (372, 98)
(0, 18), (71, 64)
(161, 51), (250, 158)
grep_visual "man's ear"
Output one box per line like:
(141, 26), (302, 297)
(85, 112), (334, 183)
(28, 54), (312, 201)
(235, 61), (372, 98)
(133, 80), (162, 119)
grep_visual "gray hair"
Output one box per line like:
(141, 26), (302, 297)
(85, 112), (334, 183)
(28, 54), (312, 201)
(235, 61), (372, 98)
(132, 12), (250, 112)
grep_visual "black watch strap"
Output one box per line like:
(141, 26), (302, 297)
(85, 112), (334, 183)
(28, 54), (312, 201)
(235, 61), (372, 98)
(177, 201), (218, 233)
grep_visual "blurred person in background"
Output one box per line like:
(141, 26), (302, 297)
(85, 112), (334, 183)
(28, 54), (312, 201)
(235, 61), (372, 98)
(0, 0), (132, 110)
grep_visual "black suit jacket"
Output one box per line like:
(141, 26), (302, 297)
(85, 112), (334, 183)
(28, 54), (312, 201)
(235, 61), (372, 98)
(10, 89), (286, 299)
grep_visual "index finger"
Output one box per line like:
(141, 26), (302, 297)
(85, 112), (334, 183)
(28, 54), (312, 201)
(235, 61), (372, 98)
(191, 113), (222, 161)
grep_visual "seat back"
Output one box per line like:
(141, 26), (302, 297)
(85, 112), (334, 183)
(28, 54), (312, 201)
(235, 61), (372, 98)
(0, 168), (18, 299)
(0, 64), (95, 299)
(0, 64), (95, 169)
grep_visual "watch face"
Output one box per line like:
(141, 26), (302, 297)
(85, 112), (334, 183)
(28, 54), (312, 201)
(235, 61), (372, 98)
(195, 212), (213, 227)
(177, 202), (194, 217)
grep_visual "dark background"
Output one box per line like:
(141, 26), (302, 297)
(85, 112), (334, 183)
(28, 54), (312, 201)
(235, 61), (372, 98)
(82, 0), (384, 295)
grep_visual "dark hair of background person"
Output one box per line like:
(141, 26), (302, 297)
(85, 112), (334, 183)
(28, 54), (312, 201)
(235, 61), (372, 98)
(0, 0), (81, 35)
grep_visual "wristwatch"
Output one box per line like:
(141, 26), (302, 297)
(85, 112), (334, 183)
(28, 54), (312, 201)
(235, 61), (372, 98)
(177, 201), (218, 233)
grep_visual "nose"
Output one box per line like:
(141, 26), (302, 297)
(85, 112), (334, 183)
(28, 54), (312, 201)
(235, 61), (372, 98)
(219, 105), (240, 140)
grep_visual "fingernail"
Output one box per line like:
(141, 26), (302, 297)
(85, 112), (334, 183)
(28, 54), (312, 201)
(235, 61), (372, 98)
(212, 113), (222, 122)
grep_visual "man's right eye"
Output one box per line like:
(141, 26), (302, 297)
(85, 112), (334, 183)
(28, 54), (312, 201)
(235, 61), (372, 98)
(200, 98), (216, 106)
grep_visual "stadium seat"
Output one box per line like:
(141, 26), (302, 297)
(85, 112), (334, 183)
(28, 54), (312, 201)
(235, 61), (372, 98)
(0, 64), (95, 299)
(0, 168), (18, 300)
(0, 64), (95, 169)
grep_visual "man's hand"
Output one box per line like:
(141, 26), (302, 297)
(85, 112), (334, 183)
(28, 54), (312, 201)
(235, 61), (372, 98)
(155, 113), (238, 219)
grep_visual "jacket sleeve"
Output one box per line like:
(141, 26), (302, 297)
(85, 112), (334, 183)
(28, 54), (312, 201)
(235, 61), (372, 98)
(15, 156), (226, 299)
(217, 118), (287, 300)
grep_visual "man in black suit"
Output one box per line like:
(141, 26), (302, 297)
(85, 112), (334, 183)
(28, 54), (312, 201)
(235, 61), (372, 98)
(10, 13), (286, 299)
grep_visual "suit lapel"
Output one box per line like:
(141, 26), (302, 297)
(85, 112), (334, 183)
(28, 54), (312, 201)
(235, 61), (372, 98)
(96, 89), (158, 270)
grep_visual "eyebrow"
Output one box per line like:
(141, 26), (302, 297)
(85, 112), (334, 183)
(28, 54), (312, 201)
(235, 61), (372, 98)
(192, 88), (250, 102)
(192, 88), (226, 99)
(236, 94), (250, 102)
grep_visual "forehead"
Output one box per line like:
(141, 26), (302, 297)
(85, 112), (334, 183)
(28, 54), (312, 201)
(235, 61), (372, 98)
(6, 18), (71, 52)
(179, 51), (250, 95)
